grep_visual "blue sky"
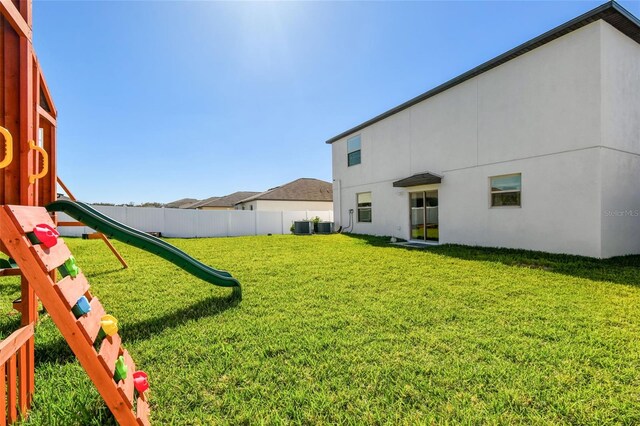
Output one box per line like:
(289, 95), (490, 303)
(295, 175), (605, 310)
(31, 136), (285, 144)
(34, 1), (640, 204)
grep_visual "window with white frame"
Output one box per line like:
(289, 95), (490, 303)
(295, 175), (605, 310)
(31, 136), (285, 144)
(347, 135), (361, 166)
(357, 192), (372, 222)
(490, 174), (521, 207)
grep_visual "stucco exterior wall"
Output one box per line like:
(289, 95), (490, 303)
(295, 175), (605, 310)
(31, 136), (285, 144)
(338, 148), (602, 257)
(600, 21), (640, 258)
(331, 21), (639, 258)
(600, 148), (640, 258)
(440, 149), (602, 257)
(235, 201), (257, 210)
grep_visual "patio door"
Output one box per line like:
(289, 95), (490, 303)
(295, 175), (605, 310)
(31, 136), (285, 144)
(410, 190), (438, 241)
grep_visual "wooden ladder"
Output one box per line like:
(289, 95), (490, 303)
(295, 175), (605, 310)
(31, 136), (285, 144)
(0, 205), (150, 425)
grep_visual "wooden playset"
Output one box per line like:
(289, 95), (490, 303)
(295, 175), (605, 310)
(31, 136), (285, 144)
(0, 1), (150, 424)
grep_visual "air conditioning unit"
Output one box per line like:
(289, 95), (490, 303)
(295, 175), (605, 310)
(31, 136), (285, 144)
(316, 222), (334, 234)
(293, 221), (313, 235)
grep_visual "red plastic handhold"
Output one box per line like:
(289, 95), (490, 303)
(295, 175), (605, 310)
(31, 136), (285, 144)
(33, 224), (59, 248)
(133, 371), (149, 393)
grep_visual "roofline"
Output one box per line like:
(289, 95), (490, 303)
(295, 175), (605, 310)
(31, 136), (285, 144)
(325, 1), (640, 144)
(237, 190), (273, 204)
(191, 192), (261, 208)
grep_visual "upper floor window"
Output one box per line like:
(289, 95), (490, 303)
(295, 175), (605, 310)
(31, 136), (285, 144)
(490, 174), (521, 207)
(347, 135), (361, 167)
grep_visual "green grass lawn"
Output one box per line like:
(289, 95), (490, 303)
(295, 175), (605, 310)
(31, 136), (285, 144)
(1, 234), (640, 424)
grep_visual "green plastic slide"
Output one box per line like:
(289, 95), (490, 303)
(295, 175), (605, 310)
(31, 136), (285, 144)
(46, 199), (241, 298)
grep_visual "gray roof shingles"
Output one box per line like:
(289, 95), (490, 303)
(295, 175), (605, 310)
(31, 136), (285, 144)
(193, 192), (260, 208)
(237, 178), (333, 204)
(164, 198), (200, 208)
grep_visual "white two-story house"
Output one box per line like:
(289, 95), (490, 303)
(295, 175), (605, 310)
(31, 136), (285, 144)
(327, 1), (640, 258)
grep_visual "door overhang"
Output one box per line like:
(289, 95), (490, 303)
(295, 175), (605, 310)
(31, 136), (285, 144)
(393, 172), (442, 187)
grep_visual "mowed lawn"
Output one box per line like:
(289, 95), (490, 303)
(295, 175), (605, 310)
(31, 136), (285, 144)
(0, 234), (639, 424)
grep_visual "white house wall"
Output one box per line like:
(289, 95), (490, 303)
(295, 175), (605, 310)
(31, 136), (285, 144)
(236, 201), (258, 210)
(331, 21), (628, 257)
(440, 149), (602, 257)
(600, 149), (640, 258)
(600, 21), (640, 258)
(476, 22), (601, 164)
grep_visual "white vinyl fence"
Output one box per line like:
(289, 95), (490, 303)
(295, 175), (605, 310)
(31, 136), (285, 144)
(57, 206), (333, 238)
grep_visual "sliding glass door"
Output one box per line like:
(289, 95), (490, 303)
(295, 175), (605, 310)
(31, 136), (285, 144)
(410, 192), (425, 240)
(410, 190), (438, 241)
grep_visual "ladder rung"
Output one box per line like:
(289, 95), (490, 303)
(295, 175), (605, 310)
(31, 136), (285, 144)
(97, 334), (121, 376)
(30, 239), (72, 272)
(54, 273), (90, 310)
(136, 393), (151, 426)
(117, 350), (136, 409)
(4, 205), (55, 233)
(76, 297), (106, 344)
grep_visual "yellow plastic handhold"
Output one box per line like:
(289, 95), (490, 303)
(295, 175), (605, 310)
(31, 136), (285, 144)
(0, 126), (14, 169)
(27, 140), (48, 184)
(100, 314), (118, 336)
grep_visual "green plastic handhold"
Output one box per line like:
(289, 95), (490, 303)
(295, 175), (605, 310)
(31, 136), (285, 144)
(59, 255), (80, 278)
(114, 355), (127, 382)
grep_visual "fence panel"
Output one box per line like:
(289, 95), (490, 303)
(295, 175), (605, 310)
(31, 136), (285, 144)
(94, 206), (127, 223)
(256, 211), (282, 235)
(123, 206), (164, 234)
(201, 210), (230, 238)
(163, 208), (197, 238)
(228, 211), (255, 237)
(57, 206), (334, 238)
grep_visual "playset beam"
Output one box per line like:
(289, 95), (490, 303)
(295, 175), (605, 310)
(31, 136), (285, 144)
(0, 0), (31, 41)
(18, 35), (34, 206)
(3, 17), (22, 205)
(36, 105), (55, 126)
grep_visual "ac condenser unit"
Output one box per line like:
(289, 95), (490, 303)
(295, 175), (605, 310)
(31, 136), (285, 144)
(293, 221), (313, 235)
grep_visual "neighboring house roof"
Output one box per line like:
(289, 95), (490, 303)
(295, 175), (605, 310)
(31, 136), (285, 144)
(237, 178), (332, 204)
(164, 198), (200, 209)
(179, 200), (204, 209)
(193, 192), (260, 209)
(393, 172), (442, 187)
(326, 1), (640, 144)
(188, 196), (222, 209)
